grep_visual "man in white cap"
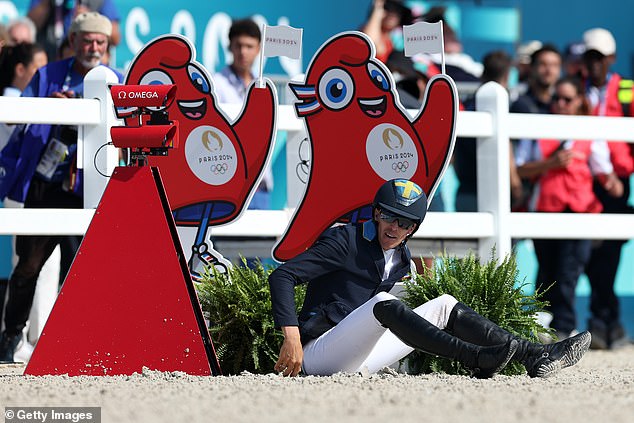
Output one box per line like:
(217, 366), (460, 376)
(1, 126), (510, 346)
(27, 0), (121, 62)
(582, 27), (633, 351)
(0, 12), (123, 362)
(56, 11), (116, 97)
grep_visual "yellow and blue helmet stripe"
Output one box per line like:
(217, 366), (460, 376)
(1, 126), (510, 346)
(393, 179), (424, 207)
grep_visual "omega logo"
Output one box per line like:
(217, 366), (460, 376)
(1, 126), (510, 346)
(117, 91), (160, 99)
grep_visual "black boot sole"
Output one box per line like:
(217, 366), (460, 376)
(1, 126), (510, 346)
(534, 331), (591, 378)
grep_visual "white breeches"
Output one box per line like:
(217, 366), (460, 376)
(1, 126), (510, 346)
(302, 292), (458, 376)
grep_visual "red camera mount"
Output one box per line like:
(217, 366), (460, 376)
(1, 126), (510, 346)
(109, 84), (179, 165)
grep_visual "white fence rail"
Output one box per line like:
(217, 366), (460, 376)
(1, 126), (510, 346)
(1, 73), (633, 260)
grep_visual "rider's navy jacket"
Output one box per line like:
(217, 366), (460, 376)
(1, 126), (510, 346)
(268, 220), (412, 344)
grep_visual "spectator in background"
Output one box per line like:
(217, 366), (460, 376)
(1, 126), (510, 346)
(511, 44), (562, 115)
(0, 42), (53, 362)
(6, 17), (37, 45)
(563, 42), (587, 80)
(516, 76), (620, 342)
(361, 0), (412, 64)
(0, 12), (122, 362)
(214, 18), (260, 105)
(27, 0), (120, 62)
(581, 27), (634, 350)
(510, 44), (562, 211)
(514, 40), (542, 92)
(213, 18), (272, 210)
(0, 43), (48, 148)
(453, 50), (518, 212)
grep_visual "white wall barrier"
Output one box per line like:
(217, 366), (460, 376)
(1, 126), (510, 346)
(1, 75), (633, 261)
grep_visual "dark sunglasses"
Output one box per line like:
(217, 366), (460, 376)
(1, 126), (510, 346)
(552, 94), (575, 105)
(378, 211), (416, 229)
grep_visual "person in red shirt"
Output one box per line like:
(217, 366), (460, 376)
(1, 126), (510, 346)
(581, 28), (633, 349)
(516, 76), (620, 342)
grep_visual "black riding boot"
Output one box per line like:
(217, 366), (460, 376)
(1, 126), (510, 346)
(373, 299), (518, 379)
(446, 302), (591, 378)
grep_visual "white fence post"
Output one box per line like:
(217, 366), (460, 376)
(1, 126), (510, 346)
(81, 67), (121, 209)
(475, 82), (511, 260)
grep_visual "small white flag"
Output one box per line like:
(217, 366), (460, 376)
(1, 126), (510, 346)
(262, 25), (303, 59)
(403, 21), (444, 56)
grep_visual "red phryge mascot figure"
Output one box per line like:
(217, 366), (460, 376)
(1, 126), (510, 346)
(273, 31), (457, 262)
(124, 35), (277, 279)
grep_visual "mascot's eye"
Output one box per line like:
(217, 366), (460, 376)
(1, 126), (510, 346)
(188, 64), (212, 94)
(367, 62), (390, 91)
(138, 70), (174, 111)
(318, 67), (354, 110)
(139, 69), (173, 86)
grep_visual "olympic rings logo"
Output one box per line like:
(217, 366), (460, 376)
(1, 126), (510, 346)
(210, 163), (229, 175)
(391, 161), (409, 173)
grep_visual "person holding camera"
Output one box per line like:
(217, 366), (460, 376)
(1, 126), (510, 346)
(0, 12), (122, 362)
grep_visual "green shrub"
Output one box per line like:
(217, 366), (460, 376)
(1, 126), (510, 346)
(195, 259), (305, 375)
(402, 251), (552, 376)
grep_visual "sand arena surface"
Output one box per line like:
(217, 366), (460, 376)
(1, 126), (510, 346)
(1, 345), (633, 423)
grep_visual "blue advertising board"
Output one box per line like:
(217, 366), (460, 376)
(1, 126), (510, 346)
(0, 0), (523, 76)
